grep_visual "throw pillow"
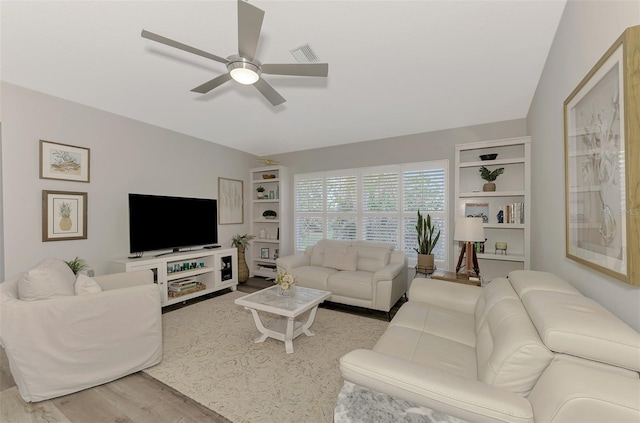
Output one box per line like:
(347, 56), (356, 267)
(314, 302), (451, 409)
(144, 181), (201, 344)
(74, 274), (103, 295)
(17, 258), (77, 301)
(323, 249), (358, 271)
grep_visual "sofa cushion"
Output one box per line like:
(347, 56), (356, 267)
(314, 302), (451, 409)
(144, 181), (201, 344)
(328, 271), (373, 300)
(475, 297), (554, 396)
(74, 274), (103, 295)
(353, 246), (390, 273)
(289, 266), (338, 291)
(522, 291), (640, 372)
(18, 258), (76, 301)
(391, 301), (476, 347)
(374, 325), (477, 380)
(323, 249), (358, 271)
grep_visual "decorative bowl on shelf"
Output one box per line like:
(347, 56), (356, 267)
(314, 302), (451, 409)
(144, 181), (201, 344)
(479, 154), (498, 161)
(263, 210), (277, 219)
(262, 174), (276, 179)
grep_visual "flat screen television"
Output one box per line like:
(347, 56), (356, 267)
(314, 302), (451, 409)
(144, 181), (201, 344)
(128, 194), (218, 255)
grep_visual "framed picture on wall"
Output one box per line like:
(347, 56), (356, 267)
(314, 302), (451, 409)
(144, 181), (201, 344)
(563, 25), (639, 286)
(218, 177), (244, 225)
(42, 190), (88, 241)
(39, 140), (90, 183)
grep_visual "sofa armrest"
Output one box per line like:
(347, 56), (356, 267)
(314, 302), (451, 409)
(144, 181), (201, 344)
(95, 270), (154, 291)
(276, 254), (309, 273)
(340, 349), (533, 423)
(373, 262), (404, 282)
(409, 278), (481, 314)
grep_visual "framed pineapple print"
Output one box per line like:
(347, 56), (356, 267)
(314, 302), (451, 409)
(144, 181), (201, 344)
(42, 190), (88, 241)
(40, 140), (90, 183)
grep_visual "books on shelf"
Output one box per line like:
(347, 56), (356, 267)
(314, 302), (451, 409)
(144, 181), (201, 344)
(169, 278), (198, 292)
(502, 202), (525, 224)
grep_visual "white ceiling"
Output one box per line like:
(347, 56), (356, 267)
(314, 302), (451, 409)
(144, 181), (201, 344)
(1, 0), (566, 156)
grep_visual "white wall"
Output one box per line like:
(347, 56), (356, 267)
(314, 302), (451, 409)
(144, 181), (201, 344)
(527, 1), (640, 330)
(0, 123), (5, 280)
(270, 118), (527, 268)
(1, 83), (256, 277)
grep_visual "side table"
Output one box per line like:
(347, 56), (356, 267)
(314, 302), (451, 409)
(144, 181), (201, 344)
(430, 270), (482, 287)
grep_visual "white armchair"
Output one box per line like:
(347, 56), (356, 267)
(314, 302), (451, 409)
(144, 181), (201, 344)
(0, 262), (162, 402)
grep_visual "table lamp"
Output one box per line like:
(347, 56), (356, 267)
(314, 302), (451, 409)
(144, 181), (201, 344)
(454, 217), (485, 277)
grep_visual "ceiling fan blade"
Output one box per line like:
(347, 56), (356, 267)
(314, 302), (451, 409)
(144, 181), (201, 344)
(191, 73), (233, 94)
(237, 0), (264, 61)
(261, 63), (329, 77)
(141, 29), (228, 64)
(254, 78), (286, 106)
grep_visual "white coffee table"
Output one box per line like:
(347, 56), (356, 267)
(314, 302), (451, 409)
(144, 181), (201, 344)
(235, 285), (331, 354)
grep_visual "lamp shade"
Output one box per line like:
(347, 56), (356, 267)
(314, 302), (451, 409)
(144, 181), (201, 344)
(454, 217), (485, 242)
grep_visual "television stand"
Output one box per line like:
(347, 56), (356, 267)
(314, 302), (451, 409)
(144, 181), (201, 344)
(110, 248), (238, 307)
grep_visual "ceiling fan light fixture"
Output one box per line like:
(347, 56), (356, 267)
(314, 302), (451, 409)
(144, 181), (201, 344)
(228, 60), (261, 85)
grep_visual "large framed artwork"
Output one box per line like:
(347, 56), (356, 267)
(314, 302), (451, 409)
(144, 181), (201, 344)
(42, 190), (88, 241)
(40, 140), (90, 182)
(564, 25), (639, 286)
(218, 177), (244, 225)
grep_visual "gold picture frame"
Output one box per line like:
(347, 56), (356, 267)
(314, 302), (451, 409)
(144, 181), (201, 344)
(563, 25), (639, 286)
(42, 190), (88, 241)
(40, 140), (90, 182)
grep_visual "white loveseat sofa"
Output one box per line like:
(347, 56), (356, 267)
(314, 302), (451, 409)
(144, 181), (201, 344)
(339, 270), (640, 422)
(0, 259), (162, 402)
(276, 239), (407, 313)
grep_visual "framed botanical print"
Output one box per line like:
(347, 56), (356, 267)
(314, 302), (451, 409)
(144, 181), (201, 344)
(40, 140), (90, 182)
(564, 25), (639, 285)
(42, 190), (88, 241)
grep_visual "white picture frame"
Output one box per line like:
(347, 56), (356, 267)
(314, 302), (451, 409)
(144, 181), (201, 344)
(218, 177), (244, 225)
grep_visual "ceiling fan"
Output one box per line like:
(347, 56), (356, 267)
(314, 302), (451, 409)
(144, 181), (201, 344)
(141, 0), (329, 106)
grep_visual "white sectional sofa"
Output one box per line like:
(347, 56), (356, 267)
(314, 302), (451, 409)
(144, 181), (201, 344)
(276, 239), (407, 313)
(339, 270), (640, 422)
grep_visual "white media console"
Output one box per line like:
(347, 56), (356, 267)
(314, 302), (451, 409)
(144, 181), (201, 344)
(110, 248), (238, 307)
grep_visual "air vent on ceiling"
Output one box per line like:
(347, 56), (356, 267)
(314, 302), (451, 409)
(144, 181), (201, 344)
(290, 43), (320, 63)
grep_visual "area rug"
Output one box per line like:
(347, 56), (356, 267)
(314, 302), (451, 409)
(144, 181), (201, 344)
(143, 291), (388, 423)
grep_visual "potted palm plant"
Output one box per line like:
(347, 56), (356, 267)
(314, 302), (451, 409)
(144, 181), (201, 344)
(479, 166), (504, 192)
(414, 210), (441, 272)
(232, 233), (255, 283)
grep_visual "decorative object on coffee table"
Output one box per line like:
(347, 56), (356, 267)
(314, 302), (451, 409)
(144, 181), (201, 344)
(414, 210), (440, 272)
(479, 165), (504, 192)
(232, 233), (255, 283)
(275, 272), (296, 297)
(454, 217), (485, 277)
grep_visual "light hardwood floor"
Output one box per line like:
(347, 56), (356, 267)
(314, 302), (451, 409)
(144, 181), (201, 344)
(1, 277), (404, 422)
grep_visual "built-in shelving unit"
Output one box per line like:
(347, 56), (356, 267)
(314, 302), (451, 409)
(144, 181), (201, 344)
(110, 248), (237, 307)
(250, 165), (289, 278)
(454, 136), (531, 281)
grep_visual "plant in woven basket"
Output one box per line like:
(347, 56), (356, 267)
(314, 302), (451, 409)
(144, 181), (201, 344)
(479, 166), (504, 192)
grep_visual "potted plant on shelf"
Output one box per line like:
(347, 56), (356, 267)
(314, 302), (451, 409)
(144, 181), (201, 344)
(256, 185), (265, 199)
(232, 233), (255, 283)
(479, 166), (504, 192)
(414, 210), (440, 272)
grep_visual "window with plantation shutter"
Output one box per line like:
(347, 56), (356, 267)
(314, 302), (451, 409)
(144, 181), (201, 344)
(294, 160), (448, 268)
